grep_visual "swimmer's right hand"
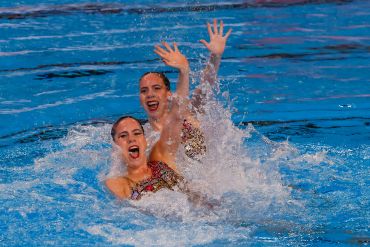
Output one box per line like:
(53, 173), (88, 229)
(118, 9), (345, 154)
(200, 19), (232, 57)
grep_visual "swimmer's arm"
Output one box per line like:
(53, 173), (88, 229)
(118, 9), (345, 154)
(154, 42), (190, 98)
(152, 42), (191, 164)
(105, 177), (131, 200)
(150, 95), (185, 168)
(192, 19), (232, 110)
(149, 144), (177, 171)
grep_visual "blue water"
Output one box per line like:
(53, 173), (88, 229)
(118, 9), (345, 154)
(1, 0), (369, 246)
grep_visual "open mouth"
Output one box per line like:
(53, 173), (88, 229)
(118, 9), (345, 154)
(128, 146), (140, 159)
(146, 101), (159, 112)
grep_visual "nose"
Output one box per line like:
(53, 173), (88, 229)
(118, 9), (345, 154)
(128, 135), (136, 144)
(146, 88), (155, 98)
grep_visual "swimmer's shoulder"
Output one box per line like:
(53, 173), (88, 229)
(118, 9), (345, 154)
(105, 176), (132, 199)
(149, 144), (177, 172)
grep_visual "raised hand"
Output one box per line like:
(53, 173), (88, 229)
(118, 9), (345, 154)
(154, 42), (189, 72)
(199, 19), (232, 57)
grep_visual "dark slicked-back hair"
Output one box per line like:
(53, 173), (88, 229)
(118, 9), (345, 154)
(139, 72), (170, 91)
(111, 116), (144, 142)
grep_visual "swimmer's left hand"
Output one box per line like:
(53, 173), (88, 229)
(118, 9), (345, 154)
(200, 19), (232, 57)
(154, 42), (189, 73)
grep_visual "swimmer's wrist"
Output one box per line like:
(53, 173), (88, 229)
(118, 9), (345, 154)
(210, 53), (222, 59)
(179, 66), (190, 74)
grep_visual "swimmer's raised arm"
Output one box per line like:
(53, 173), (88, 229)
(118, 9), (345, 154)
(192, 19), (232, 110)
(151, 42), (190, 169)
(200, 19), (232, 85)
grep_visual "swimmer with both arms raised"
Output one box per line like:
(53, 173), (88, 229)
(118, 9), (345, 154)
(138, 19), (232, 160)
(106, 20), (231, 203)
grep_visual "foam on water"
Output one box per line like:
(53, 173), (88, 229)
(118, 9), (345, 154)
(2, 93), (368, 245)
(1, 0), (369, 244)
(26, 88), (307, 244)
(1, 62), (367, 244)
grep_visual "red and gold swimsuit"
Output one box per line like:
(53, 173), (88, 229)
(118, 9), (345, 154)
(130, 161), (183, 200)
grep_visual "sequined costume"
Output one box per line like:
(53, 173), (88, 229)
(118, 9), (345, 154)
(143, 119), (206, 160)
(130, 161), (183, 200)
(181, 120), (206, 159)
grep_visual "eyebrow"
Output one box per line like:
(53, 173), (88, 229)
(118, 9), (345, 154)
(118, 128), (142, 134)
(117, 131), (128, 135)
(140, 83), (162, 88)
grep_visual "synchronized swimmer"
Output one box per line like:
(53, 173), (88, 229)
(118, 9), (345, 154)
(105, 19), (231, 201)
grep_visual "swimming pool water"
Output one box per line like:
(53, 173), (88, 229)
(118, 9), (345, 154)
(1, 0), (369, 246)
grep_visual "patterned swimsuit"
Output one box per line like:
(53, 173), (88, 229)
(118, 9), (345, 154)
(144, 120), (206, 160)
(130, 161), (183, 200)
(181, 120), (206, 159)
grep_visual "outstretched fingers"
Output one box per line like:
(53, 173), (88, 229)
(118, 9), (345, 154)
(173, 42), (179, 52)
(161, 59), (170, 66)
(155, 45), (167, 54)
(219, 20), (224, 36)
(213, 19), (218, 35)
(207, 22), (213, 37)
(201, 19), (232, 56)
(154, 52), (170, 65)
(154, 41), (188, 71)
(199, 39), (210, 50)
(224, 28), (232, 39)
(154, 46), (168, 59)
(162, 41), (174, 53)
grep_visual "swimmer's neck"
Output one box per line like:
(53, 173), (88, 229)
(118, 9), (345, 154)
(126, 159), (151, 181)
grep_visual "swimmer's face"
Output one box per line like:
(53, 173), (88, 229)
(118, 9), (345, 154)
(113, 118), (147, 168)
(139, 73), (171, 119)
